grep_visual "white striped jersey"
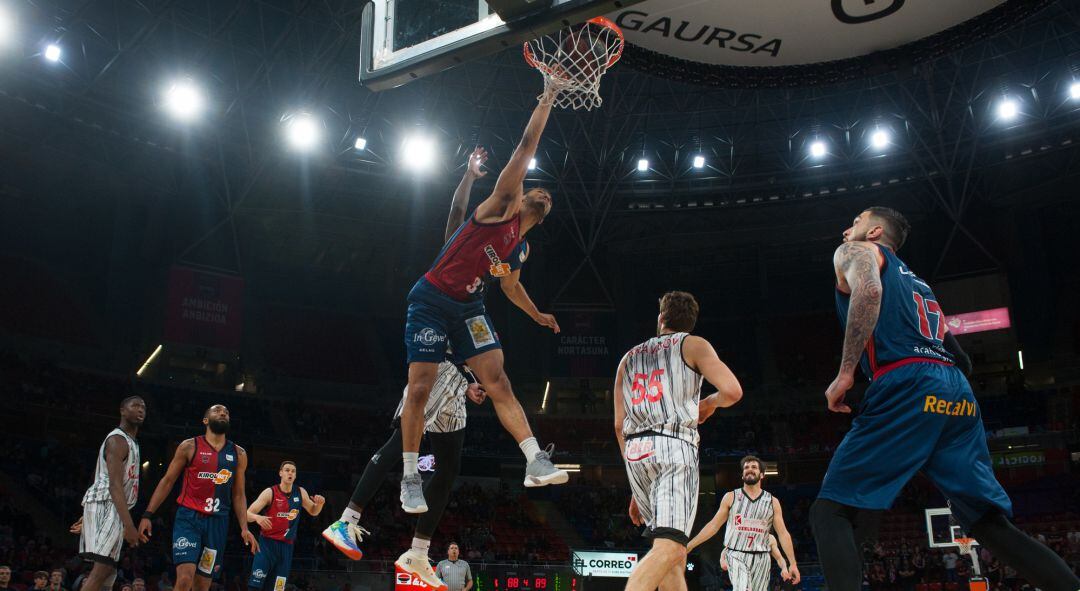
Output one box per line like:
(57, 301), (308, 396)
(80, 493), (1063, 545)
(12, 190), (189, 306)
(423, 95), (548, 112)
(393, 360), (470, 433)
(82, 428), (140, 508)
(724, 488), (774, 552)
(620, 332), (704, 447)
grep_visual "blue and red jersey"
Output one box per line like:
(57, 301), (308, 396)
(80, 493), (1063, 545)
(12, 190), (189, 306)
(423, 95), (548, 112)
(836, 243), (955, 380)
(423, 214), (528, 302)
(177, 436), (238, 516)
(260, 486), (302, 543)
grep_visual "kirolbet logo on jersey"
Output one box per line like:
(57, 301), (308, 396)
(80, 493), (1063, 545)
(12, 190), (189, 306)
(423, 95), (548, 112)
(197, 469), (233, 484)
(483, 245), (511, 277)
(275, 509), (300, 521)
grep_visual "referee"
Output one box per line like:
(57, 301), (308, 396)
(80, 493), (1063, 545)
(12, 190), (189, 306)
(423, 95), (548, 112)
(435, 543), (473, 591)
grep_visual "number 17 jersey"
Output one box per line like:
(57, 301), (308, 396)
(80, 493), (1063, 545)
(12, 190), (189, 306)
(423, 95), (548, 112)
(620, 332), (703, 446)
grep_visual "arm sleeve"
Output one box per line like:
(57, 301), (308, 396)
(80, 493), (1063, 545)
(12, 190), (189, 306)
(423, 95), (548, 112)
(942, 331), (973, 376)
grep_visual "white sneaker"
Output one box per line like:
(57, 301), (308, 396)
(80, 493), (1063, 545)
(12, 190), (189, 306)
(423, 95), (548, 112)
(394, 549), (446, 591)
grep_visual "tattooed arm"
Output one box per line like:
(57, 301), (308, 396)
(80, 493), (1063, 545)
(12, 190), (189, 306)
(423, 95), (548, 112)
(826, 241), (883, 413)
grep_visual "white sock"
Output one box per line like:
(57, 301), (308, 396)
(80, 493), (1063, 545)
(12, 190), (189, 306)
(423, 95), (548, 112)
(519, 437), (541, 461)
(411, 537), (430, 556)
(403, 452), (419, 476)
(340, 507), (362, 525)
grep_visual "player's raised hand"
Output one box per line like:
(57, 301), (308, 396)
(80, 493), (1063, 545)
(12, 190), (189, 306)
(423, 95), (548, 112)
(242, 529), (259, 555)
(69, 516), (83, 534)
(466, 147), (488, 179)
(788, 564), (801, 584)
(138, 517), (152, 539)
(312, 495), (326, 507)
(255, 515), (274, 531)
(534, 312), (560, 333)
(466, 383), (487, 405)
(628, 497), (643, 526)
(825, 372), (854, 413)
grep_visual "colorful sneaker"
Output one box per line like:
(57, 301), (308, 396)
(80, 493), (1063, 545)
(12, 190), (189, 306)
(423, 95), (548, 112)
(395, 549), (447, 591)
(321, 520), (369, 560)
(400, 473), (429, 514)
(524, 444), (569, 488)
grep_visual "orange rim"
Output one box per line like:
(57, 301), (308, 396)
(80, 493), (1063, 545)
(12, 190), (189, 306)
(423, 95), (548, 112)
(523, 16), (625, 71)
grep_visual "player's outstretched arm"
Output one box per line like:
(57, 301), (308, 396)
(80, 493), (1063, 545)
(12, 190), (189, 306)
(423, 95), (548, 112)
(103, 434), (143, 547)
(683, 336), (742, 423)
(772, 498), (800, 584)
(233, 447), (259, 554)
(499, 268), (559, 333)
(475, 85), (558, 222)
(246, 487), (273, 531)
(300, 487), (325, 516)
(139, 438), (194, 538)
(687, 492), (733, 552)
(826, 242), (883, 413)
(445, 148), (488, 242)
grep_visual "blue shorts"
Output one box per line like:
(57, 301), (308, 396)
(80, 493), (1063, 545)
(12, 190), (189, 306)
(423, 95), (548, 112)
(404, 277), (501, 364)
(248, 537), (294, 591)
(818, 361), (1012, 528)
(173, 507), (229, 580)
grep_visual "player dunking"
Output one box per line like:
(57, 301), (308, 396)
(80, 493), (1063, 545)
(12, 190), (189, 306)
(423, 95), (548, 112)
(245, 461), (324, 591)
(686, 456), (801, 591)
(400, 83), (567, 514)
(614, 291), (743, 591)
(138, 405), (258, 591)
(810, 207), (1080, 591)
(323, 152), (492, 590)
(70, 396), (147, 591)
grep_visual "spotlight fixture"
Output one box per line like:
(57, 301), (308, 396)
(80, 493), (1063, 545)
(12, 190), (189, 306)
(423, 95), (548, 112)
(286, 113), (321, 151)
(637, 158), (649, 172)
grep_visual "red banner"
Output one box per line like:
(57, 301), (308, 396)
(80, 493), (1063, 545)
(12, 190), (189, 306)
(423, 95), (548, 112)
(945, 307), (1011, 335)
(163, 267), (244, 349)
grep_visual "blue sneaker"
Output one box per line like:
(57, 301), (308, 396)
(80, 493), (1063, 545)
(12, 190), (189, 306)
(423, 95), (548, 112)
(321, 520), (369, 560)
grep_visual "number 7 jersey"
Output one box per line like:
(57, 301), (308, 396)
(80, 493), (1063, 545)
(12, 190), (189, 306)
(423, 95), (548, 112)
(177, 436), (238, 516)
(620, 332), (704, 446)
(835, 243), (955, 380)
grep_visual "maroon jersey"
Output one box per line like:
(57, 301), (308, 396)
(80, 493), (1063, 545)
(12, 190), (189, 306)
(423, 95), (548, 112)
(177, 436), (237, 515)
(423, 214), (525, 302)
(261, 486), (302, 543)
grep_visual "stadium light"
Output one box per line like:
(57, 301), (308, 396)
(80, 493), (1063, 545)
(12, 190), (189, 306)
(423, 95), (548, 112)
(44, 43), (61, 62)
(528, 158), (537, 170)
(353, 137), (367, 151)
(692, 155), (705, 168)
(1017, 350), (1024, 371)
(162, 79), (204, 122)
(997, 98), (1019, 121)
(0, 7), (13, 45)
(541, 381), (550, 411)
(870, 129), (890, 150)
(809, 140), (827, 159)
(1069, 82), (1080, 101)
(286, 113), (321, 151)
(401, 134), (437, 171)
(637, 158), (649, 172)
(136, 344), (163, 377)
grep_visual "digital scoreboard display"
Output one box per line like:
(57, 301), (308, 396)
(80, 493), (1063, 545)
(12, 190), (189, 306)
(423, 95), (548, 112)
(476, 569), (580, 591)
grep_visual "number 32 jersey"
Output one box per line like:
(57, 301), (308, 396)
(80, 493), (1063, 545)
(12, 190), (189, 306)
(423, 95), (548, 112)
(835, 243), (956, 380)
(177, 436), (238, 515)
(620, 332), (704, 446)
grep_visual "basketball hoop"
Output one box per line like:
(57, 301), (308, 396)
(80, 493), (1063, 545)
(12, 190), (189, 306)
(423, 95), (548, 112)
(955, 537), (977, 557)
(524, 16), (624, 111)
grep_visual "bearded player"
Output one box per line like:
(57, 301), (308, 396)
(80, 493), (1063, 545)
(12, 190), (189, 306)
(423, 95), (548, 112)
(615, 291), (743, 591)
(138, 405), (258, 591)
(246, 461), (324, 591)
(687, 456), (800, 591)
(810, 207), (1080, 591)
(400, 82), (568, 514)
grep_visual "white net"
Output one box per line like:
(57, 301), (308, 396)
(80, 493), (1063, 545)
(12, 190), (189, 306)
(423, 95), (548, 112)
(524, 17), (624, 111)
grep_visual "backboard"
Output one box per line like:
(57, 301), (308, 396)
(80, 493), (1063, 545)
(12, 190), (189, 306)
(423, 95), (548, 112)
(359, 0), (644, 91)
(925, 507), (979, 549)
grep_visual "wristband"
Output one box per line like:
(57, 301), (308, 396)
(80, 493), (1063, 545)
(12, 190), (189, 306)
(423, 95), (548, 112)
(142, 511), (154, 520)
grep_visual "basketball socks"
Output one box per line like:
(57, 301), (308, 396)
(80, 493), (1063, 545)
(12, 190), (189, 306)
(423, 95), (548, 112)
(403, 452), (419, 476)
(519, 437), (541, 461)
(411, 537), (430, 557)
(969, 511), (1080, 591)
(340, 507), (362, 525)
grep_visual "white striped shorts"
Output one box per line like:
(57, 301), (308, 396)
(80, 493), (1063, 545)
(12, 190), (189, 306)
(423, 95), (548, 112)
(727, 550), (771, 591)
(79, 501), (124, 566)
(624, 434), (699, 544)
